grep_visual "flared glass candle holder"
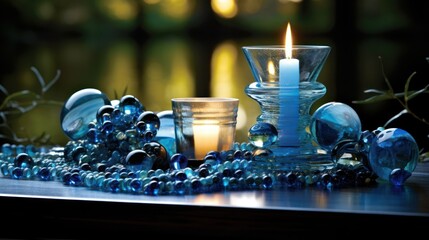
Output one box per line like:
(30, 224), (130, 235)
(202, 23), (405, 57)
(242, 45), (333, 170)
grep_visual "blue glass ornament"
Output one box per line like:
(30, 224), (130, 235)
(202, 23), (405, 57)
(248, 122), (278, 148)
(369, 128), (419, 181)
(60, 88), (111, 140)
(310, 102), (362, 151)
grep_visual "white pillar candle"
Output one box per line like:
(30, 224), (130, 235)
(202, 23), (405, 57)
(278, 22), (300, 147)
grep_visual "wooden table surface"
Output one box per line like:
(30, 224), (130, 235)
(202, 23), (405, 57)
(1, 163), (428, 238)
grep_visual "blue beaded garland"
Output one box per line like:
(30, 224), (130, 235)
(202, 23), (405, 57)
(0, 94), (421, 196)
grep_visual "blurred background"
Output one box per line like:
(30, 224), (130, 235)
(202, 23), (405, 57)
(1, 0), (429, 151)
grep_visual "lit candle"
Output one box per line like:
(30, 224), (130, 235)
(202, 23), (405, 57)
(278, 22), (300, 146)
(193, 120), (220, 160)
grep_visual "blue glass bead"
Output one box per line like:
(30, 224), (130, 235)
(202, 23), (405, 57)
(229, 177), (239, 190)
(125, 150), (153, 172)
(248, 122), (278, 148)
(60, 88), (111, 140)
(245, 176), (255, 187)
(203, 154), (221, 168)
(137, 111), (160, 132)
(135, 121), (147, 135)
(11, 167), (23, 179)
(14, 153), (34, 169)
(16, 144), (25, 154)
(389, 168), (412, 186)
(84, 174), (96, 187)
(143, 142), (170, 171)
(369, 128), (419, 181)
(96, 105), (115, 124)
(63, 172), (82, 186)
(175, 171), (187, 181)
(119, 95), (144, 117)
(128, 178), (142, 193)
(310, 102), (362, 151)
(38, 167), (51, 181)
(23, 168), (32, 179)
(25, 145), (37, 157)
(174, 181), (186, 195)
(262, 175), (273, 189)
(86, 128), (99, 143)
(170, 153), (188, 170)
(144, 180), (160, 195)
(1, 143), (13, 157)
(191, 178), (203, 193)
(101, 120), (114, 134)
(108, 179), (121, 193)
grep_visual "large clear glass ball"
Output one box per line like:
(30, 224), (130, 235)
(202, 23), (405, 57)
(310, 102), (362, 151)
(60, 88), (111, 140)
(369, 128), (419, 181)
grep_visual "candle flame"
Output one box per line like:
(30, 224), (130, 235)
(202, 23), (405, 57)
(285, 22), (293, 59)
(267, 60), (275, 76)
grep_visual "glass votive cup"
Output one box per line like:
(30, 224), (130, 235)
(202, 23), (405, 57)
(172, 97), (239, 160)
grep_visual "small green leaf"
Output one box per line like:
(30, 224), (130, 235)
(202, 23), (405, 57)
(363, 89), (386, 94)
(31, 66), (46, 93)
(407, 84), (429, 100)
(352, 93), (393, 104)
(42, 69), (61, 93)
(404, 71), (417, 103)
(0, 90), (40, 111)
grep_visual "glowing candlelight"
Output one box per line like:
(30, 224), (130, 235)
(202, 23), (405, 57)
(193, 120), (220, 160)
(278, 22), (300, 147)
(279, 22), (299, 87)
(172, 97), (238, 160)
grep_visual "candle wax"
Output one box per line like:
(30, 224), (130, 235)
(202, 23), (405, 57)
(278, 58), (300, 147)
(193, 124), (220, 160)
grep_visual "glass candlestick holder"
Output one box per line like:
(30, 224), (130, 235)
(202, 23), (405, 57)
(242, 45), (332, 170)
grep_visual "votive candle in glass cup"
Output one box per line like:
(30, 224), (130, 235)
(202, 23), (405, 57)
(172, 97), (239, 160)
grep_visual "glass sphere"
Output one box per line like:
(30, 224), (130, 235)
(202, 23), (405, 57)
(369, 128), (419, 181)
(310, 102), (362, 151)
(248, 122), (278, 148)
(60, 88), (111, 140)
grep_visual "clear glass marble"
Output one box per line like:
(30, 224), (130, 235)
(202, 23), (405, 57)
(248, 122), (278, 148)
(310, 102), (362, 151)
(242, 45), (332, 170)
(60, 88), (111, 140)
